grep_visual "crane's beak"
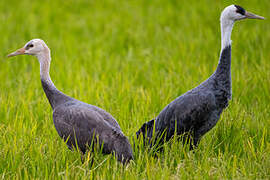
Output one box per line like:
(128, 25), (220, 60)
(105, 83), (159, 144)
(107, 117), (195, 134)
(7, 47), (26, 58)
(245, 11), (265, 20)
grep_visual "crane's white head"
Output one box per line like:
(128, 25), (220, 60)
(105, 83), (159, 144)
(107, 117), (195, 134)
(7, 39), (50, 58)
(221, 5), (265, 22)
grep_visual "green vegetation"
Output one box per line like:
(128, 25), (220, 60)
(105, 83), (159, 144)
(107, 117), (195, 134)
(0, 0), (269, 179)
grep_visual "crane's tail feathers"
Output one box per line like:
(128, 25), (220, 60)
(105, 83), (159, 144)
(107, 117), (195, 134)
(136, 119), (155, 144)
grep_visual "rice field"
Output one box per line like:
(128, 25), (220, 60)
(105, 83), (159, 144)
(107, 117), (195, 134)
(0, 0), (269, 179)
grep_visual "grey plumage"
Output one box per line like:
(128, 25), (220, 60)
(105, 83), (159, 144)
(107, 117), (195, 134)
(42, 77), (133, 164)
(136, 46), (231, 148)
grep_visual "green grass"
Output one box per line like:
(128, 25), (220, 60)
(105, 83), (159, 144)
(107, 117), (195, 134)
(0, 0), (270, 179)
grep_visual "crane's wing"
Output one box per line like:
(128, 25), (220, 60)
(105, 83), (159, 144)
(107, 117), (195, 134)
(88, 104), (122, 131)
(155, 91), (216, 138)
(52, 103), (118, 154)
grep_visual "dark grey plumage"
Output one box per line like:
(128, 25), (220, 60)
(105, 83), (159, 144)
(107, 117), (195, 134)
(136, 46), (231, 148)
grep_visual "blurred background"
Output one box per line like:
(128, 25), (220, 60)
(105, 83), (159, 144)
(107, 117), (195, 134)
(0, 0), (269, 179)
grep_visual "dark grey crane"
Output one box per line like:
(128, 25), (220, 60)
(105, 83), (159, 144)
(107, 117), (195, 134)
(136, 5), (264, 149)
(7, 39), (133, 164)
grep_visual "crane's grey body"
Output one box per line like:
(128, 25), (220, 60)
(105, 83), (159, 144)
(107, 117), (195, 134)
(156, 46), (231, 145)
(41, 69), (133, 164)
(137, 46), (231, 147)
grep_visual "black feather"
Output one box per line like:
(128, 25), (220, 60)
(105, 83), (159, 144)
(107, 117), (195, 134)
(235, 5), (246, 15)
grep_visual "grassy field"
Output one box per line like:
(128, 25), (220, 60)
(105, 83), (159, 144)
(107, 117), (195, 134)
(0, 0), (269, 179)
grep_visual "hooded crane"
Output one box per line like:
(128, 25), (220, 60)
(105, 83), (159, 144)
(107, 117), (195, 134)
(7, 39), (133, 164)
(136, 5), (264, 149)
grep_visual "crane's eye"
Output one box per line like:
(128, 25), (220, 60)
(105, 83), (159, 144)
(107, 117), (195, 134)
(26, 44), (34, 50)
(234, 5), (245, 15)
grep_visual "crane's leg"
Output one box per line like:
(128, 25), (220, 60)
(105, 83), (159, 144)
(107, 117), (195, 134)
(80, 152), (85, 164)
(191, 136), (201, 150)
(81, 151), (94, 166)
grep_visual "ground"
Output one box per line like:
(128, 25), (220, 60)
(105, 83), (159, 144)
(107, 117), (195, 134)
(0, 0), (269, 179)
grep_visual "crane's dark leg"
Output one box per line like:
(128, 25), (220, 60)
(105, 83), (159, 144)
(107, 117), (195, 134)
(179, 132), (196, 150)
(81, 151), (94, 166)
(81, 152), (85, 164)
(190, 136), (201, 150)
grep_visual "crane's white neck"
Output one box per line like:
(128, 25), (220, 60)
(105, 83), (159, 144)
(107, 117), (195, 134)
(35, 49), (55, 87)
(35, 46), (71, 109)
(221, 18), (234, 50)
